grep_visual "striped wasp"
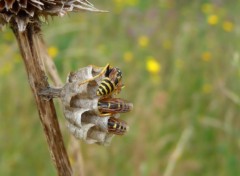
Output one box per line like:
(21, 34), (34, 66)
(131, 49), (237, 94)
(107, 117), (129, 135)
(96, 65), (124, 97)
(98, 98), (133, 116)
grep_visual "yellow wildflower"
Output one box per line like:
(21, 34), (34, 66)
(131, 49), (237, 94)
(222, 21), (234, 32)
(97, 44), (106, 53)
(114, 0), (138, 7)
(159, 1), (174, 9)
(123, 51), (133, 62)
(14, 53), (22, 63)
(207, 15), (219, 25)
(201, 3), (213, 14)
(114, 0), (122, 4)
(114, 0), (124, 13)
(175, 59), (184, 69)
(202, 83), (212, 94)
(201, 52), (212, 62)
(146, 56), (161, 74)
(3, 31), (14, 41)
(0, 62), (13, 76)
(126, 0), (138, 6)
(138, 35), (149, 48)
(48, 46), (58, 59)
(162, 40), (172, 50)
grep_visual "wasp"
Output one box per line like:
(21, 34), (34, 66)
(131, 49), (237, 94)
(98, 98), (133, 116)
(107, 117), (129, 135)
(96, 65), (124, 97)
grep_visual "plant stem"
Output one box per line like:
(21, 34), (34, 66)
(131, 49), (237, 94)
(41, 43), (85, 176)
(11, 23), (72, 176)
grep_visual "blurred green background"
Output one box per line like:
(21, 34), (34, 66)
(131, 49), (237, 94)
(0, 0), (240, 175)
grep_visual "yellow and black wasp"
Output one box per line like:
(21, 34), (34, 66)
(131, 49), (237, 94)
(96, 65), (124, 97)
(107, 117), (129, 135)
(98, 98), (133, 116)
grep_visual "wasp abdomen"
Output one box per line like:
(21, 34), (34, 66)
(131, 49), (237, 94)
(107, 117), (129, 135)
(97, 78), (115, 96)
(98, 98), (133, 114)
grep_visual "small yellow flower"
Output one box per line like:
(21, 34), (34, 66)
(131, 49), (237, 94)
(114, 0), (138, 7)
(201, 3), (213, 14)
(138, 35), (149, 48)
(48, 46), (58, 59)
(3, 31), (14, 41)
(14, 53), (22, 63)
(123, 51), (133, 62)
(207, 15), (219, 25)
(0, 62), (13, 76)
(97, 44), (106, 53)
(175, 59), (184, 69)
(222, 21), (234, 32)
(159, 1), (174, 9)
(162, 40), (172, 50)
(126, 0), (138, 6)
(201, 52), (212, 62)
(114, 0), (124, 13)
(114, 0), (122, 4)
(146, 56), (161, 74)
(202, 83), (212, 94)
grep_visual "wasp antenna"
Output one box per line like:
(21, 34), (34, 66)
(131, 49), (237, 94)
(104, 63), (110, 70)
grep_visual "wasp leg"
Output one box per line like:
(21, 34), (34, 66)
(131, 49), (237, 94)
(78, 63), (110, 86)
(98, 112), (113, 117)
(91, 63), (110, 70)
(91, 63), (110, 80)
(98, 93), (114, 100)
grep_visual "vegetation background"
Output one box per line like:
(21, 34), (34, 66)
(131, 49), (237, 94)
(0, 0), (239, 175)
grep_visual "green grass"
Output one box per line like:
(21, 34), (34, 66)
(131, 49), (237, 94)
(0, 1), (240, 175)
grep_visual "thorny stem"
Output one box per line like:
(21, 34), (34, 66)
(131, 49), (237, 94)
(11, 23), (72, 176)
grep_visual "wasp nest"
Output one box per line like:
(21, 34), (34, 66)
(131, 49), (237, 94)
(0, 0), (104, 31)
(41, 64), (133, 145)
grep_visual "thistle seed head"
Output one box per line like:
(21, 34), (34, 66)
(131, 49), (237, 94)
(0, 0), (104, 31)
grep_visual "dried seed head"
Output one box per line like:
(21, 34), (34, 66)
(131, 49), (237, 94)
(0, 0), (105, 31)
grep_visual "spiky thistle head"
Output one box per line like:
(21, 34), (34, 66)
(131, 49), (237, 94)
(0, 0), (104, 31)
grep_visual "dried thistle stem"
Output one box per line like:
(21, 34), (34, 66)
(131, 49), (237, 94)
(41, 49), (85, 176)
(11, 23), (72, 176)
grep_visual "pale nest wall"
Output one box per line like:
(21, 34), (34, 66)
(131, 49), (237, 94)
(60, 65), (118, 145)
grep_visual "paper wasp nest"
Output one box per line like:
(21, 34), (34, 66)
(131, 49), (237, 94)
(40, 64), (132, 145)
(59, 65), (117, 145)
